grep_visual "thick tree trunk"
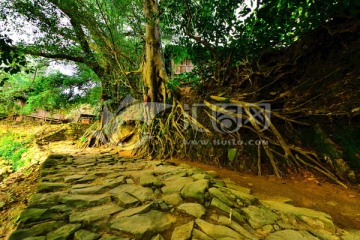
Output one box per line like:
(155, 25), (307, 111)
(143, 0), (168, 104)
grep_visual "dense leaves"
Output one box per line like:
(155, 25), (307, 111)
(0, 64), (101, 115)
(0, 35), (26, 83)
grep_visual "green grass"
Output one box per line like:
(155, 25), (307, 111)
(0, 131), (33, 171)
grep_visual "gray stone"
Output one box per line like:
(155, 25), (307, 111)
(219, 187), (257, 205)
(71, 185), (108, 194)
(162, 177), (194, 194)
(263, 201), (335, 232)
(180, 179), (209, 203)
(50, 205), (72, 214)
(74, 174), (98, 183)
(9, 222), (64, 240)
(139, 173), (164, 187)
(64, 175), (86, 183)
(71, 184), (94, 189)
(74, 229), (101, 240)
(111, 210), (176, 239)
(162, 193), (183, 206)
(171, 221), (194, 240)
(112, 191), (141, 207)
(195, 219), (243, 239)
(177, 203), (206, 218)
(60, 194), (111, 208)
(208, 187), (234, 207)
(28, 193), (62, 208)
(217, 216), (258, 240)
(210, 198), (245, 223)
(114, 203), (153, 219)
(37, 182), (67, 193)
(103, 176), (126, 188)
(110, 184), (154, 202)
(47, 224), (81, 240)
(70, 204), (122, 223)
(18, 208), (48, 223)
(192, 229), (213, 240)
(266, 230), (319, 240)
(241, 205), (279, 229)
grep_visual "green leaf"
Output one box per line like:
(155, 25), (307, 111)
(228, 148), (237, 162)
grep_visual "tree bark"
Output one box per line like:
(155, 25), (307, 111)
(143, 0), (168, 104)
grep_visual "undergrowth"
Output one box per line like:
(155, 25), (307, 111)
(0, 130), (33, 171)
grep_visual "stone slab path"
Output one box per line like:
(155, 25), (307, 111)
(8, 149), (360, 240)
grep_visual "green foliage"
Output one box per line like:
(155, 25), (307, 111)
(0, 34), (27, 84)
(0, 131), (32, 171)
(161, 0), (360, 76)
(0, 63), (101, 116)
(164, 45), (191, 65)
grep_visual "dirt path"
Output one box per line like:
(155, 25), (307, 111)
(170, 159), (360, 230)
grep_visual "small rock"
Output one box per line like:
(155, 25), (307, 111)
(18, 208), (48, 223)
(64, 175), (86, 183)
(180, 179), (209, 203)
(60, 194), (111, 208)
(70, 204), (122, 223)
(37, 182), (67, 193)
(47, 224), (81, 240)
(248, 183), (254, 187)
(111, 210), (176, 239)
(195, 219), (243, 239)
(211, 197), (245, 223)
(161, 177), (194, 194)
(110, 184), (154, 202)
(241, 205), (279, 229)
(112, 191), (140, 207)
(171, 221), (194, 240)
(74, 229), (100, 240)
(266, 230), (319, 240)
(9, 221), (63, 240)
(208, 187), (234, 207)
(71, 185), (108, 194)
(162, 193), (183, 206)
(177, 203), (206, 218)
(139, 173), (163, 187)
(114, 203), (154, 219)
(191, 229), (213, 240)
(217, 216), (258, 240)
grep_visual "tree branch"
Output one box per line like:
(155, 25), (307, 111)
(23, 50), (87, 63)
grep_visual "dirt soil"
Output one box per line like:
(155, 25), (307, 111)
(170, 158), (360, 230)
